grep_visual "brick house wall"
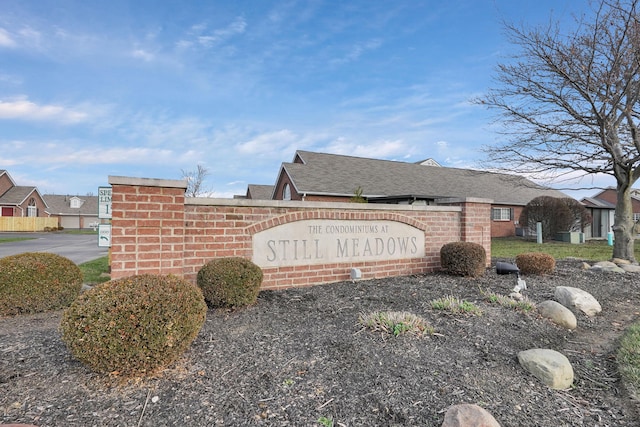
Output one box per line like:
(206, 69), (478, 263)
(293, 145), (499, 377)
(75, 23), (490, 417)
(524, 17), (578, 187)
(491, 206), (523, 238)
(109, 176), (492, 290)
(0, 173), (13, 197)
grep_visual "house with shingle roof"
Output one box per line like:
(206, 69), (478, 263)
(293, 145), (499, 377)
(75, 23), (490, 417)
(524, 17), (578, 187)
(248, 150), (571, 238)
(43, 194), (101, 230)
(0, 170), (48, 218)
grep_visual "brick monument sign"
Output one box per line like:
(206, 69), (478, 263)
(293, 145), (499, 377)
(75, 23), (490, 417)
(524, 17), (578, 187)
(108, 176), (491, 290)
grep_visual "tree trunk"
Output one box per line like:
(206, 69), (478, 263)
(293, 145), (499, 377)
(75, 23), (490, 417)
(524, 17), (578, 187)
(612, 183), (637, 263)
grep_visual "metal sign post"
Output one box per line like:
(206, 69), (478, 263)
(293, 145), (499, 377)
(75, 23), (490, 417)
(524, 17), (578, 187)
(98, 186), (112, 248)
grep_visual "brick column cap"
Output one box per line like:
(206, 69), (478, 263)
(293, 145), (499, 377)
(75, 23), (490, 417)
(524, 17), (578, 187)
(109, 175), (188, 189)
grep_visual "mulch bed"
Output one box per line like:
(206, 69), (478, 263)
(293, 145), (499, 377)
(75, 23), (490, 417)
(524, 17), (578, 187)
(1, 259), (639, 426)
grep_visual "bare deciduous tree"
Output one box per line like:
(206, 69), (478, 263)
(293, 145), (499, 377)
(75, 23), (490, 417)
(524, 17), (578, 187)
(182, 165), (211, 197)
(478, 0), (640, 262)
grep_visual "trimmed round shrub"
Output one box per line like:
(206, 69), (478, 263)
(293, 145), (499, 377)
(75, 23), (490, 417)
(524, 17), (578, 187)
(515, 252), (556, 275)
(197, 257), (263, 308)
(440, 242), (486, 277)
(0, 252), (83, 316)
(60, 274), (207, 377)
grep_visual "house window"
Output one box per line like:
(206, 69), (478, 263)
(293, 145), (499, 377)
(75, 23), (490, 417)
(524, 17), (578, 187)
(634, 212), (640, 223)
(283, 183), (291, 200)
(492, 207), (512, 221)
(27, 198), (37, 217)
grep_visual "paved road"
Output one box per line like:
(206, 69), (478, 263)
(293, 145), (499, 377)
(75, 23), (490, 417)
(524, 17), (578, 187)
(0, 232), (109, 264)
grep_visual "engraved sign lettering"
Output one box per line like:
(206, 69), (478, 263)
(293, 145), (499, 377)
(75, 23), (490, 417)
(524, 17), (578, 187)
(253, 220), (425, 268)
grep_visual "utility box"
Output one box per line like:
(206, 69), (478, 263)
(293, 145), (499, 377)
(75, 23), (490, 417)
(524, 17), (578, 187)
(556, 232), (585, 244)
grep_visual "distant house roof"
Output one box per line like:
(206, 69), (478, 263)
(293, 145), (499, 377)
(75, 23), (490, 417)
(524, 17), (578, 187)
(0, 186), (47, 207)
(43, 195), (98, 216)
(279, 150), (569, 206)
(247, 184), (275, 200)
(580, 197), (616, 209)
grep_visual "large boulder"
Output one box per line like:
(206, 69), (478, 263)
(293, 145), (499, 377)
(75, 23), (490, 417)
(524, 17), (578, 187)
(554, 286), (602, 317)
(441, 403), (501, 427)
(537, 300), (577, 330)
(518, 348), (574, 390)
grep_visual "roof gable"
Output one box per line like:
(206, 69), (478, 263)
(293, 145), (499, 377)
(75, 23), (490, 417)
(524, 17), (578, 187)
(0, 186), (45, 206)
(246, 184), (275, 200)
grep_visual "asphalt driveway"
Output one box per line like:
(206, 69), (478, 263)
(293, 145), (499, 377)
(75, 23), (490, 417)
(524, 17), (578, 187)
(0, 232), (108, 264)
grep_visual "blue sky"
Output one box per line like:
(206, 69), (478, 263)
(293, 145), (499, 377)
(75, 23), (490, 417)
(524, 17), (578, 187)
(1, 0), (604, 199)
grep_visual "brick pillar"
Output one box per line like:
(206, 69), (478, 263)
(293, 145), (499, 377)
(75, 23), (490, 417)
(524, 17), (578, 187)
(459, 199), (492, 265)
(109, 176), (187, 279)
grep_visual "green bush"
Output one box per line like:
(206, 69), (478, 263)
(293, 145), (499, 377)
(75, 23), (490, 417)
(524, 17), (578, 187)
(60, 274), (207, 377)
(515, 252), (556, 275)
(440, 242), (486, 277)
(197, 257), (263, 308)
(0, 252), (83, 316)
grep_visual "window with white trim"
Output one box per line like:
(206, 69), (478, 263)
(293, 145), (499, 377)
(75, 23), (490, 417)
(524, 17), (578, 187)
(283, 183), (291, 200)
(70, 197), (83, 208)
(634, 212), (640, 222)
(27, 198), (37, 217)
(491, 207), (512, 221)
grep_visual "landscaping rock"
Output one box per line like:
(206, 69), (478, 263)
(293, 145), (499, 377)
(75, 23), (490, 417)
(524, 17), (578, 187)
(590, 261), (625, 273)
(555, 286), (602, 317)
(537, 300), (577, 330)
(517, 348), (574, 390)
(612, 258), (631, 265)
(441, 403), (501, 427)
(619, 264), (640, 273)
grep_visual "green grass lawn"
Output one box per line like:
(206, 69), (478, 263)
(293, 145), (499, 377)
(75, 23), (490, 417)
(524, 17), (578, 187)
(0, 237), (33, 244)
(78, 256), (110, 285)
(491, 237), (639, 261)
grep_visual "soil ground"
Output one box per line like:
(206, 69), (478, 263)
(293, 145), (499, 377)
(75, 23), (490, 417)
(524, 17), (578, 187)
(1, 259), (639, 426)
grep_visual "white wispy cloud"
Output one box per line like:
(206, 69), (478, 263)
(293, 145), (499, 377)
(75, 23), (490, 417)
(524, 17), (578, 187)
(177, 17), (247, 50)
(0, 97), (89, 123)
(131, 48), (155, 62)
(0, 28), (16, 47)
(330, 38), (382, 65)
(323, 137), (409, 159)
(236, 129), (299, 156)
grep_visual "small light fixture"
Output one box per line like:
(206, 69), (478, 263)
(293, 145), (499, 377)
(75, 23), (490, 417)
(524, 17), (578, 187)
(496, 261), (526, 293)
(350, 268), (362, 281)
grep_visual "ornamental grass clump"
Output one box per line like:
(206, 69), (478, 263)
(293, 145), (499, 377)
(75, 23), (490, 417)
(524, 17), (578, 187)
(431, 295), (482, 316)
(482, 290), (536, 312)
(0, 252), (83, 316)
(359, 310), (434, 337)
(60, 274), (207, 377)
(197, 257), (263, 308)
(440, 241), (486, 277)
(515, 252), (556, 275)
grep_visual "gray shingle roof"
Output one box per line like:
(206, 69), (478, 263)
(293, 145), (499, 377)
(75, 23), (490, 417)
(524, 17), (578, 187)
(0, 186), (40, 206)
(43, 195), (98, 216)
(247, 184), (275, 200)
(580, 197), (616, 209)
(285, 151), (569, 206)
